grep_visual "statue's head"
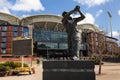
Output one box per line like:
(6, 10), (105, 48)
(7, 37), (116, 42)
(62, 11), (68, 17)
(62, 11), (72, 20)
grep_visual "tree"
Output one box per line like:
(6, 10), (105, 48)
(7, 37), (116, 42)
(97, 34), (106, 75)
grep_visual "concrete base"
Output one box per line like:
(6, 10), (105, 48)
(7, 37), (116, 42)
(43, 60), (95, 80)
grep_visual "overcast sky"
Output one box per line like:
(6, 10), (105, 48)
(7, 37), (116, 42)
(0, 0), (120, 39)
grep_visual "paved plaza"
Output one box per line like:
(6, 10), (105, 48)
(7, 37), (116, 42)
(0, 62), (120, 80)
(95, 62), (120, 80)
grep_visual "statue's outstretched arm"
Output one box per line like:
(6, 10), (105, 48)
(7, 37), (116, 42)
(74, 10), (85, 23)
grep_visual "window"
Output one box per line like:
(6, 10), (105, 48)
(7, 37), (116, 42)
(96, 42), (98, 45)
(50, 43), (58, 48)
(14, 32), (18, 37)
(23, 27), (28, 38)
(1, 48), (6, 53)
(14, 26), (18, 31)
(2, 26), (7, 31)
(1, 32), (6, 36)
(80, 43), (86, 50)
(1, 43), (6, 48)
(2, 38), (7, 42)
(107, 44), (112, 51)
(23, 32), (28, 38)
(38, 42), (58, 49)
(59, 43), (68, 49)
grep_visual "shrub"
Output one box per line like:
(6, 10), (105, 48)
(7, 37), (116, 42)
(0, 64), (10, 72)
(13, 62), (29, 67)
(89, 57), (100, 65)
(4, 62), (29, 69)
(4, 62), (15, 69)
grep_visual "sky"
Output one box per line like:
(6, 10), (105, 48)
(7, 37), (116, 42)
(0, 0), (120, 40)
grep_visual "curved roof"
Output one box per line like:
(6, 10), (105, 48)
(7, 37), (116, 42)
(0, 12), (20, 25)
(21, 14), (100, 32)
(78, 23), (99, 32)
(23, 14), (62, 20)
(21, 14), (62, 26)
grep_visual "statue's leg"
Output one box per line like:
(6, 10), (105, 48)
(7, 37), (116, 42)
(68, 37), (73, 57)
(76, 40), (80, 58)
(72, 39), (80, 59)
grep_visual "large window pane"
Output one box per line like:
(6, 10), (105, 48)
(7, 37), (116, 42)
(38, 42), (58, 49)
(59, 43), (68, 49)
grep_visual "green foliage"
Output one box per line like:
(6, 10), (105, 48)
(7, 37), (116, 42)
(13, 62), (29, 68)
(2, 62), (29, 69)
(0, 64), (10, 72)
(4, 62), (15, 69)
(89, 57), (100, 65)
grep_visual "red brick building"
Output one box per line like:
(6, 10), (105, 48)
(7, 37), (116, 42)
(0, 25), (23, 56)
(86, 31), (118, 57)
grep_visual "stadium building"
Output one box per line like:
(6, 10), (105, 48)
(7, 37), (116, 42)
(0, 12), (118, 57)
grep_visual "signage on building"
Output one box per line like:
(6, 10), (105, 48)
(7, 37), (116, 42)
(12, 39), (33, 55)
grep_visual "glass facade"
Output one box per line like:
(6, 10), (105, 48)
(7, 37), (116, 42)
(33, 29), (68, 49)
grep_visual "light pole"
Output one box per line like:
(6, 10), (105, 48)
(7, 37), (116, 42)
(107, 11), (114, 57)
(118, 30), (120, 46)
(107, 11), (113, 37)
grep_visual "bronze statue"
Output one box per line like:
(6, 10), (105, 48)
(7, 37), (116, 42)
(62, 5), (85, 60)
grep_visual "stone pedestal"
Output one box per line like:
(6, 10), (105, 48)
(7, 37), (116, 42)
(43, 60), (95, 80)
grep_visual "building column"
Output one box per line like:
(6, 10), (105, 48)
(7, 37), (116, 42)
(28, 24), (34, 38)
